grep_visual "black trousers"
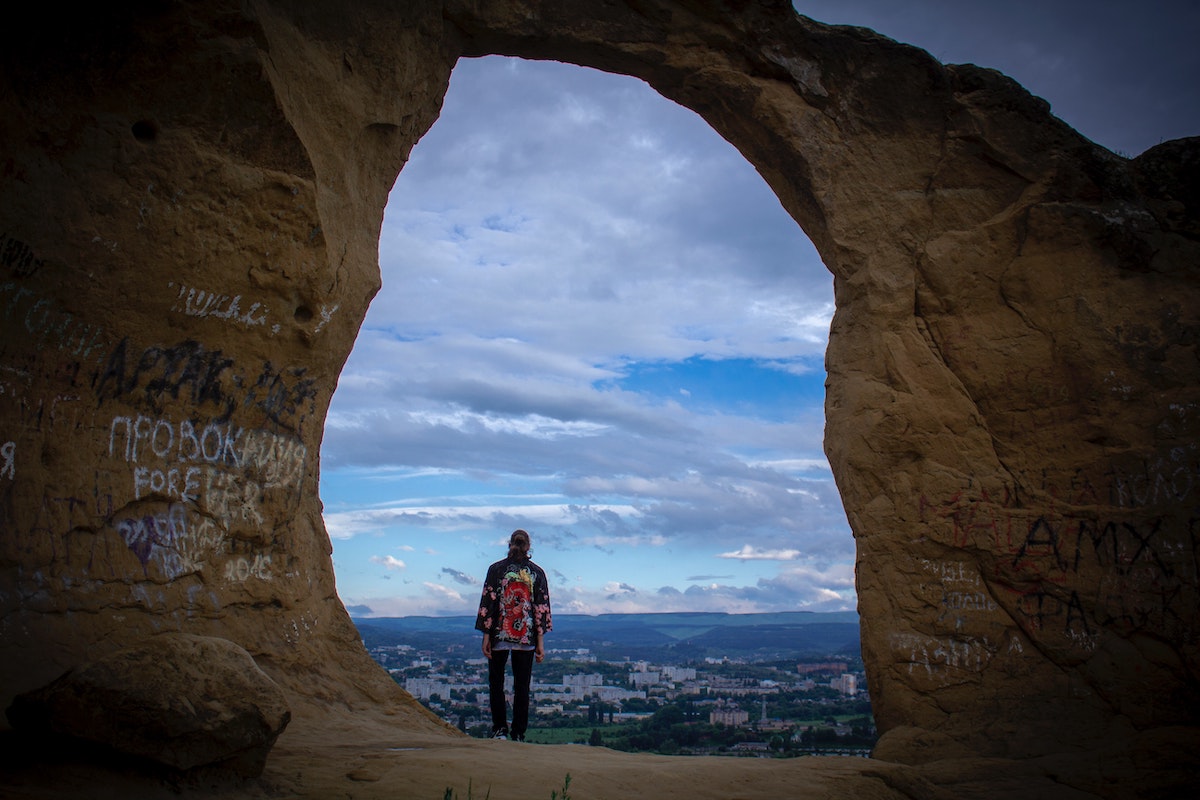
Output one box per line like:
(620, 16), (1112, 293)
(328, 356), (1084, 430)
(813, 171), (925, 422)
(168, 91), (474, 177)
(488, 647), (535, 735)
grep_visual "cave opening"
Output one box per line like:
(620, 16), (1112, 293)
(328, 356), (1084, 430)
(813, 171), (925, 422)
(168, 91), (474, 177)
(321, 56), (855, 628)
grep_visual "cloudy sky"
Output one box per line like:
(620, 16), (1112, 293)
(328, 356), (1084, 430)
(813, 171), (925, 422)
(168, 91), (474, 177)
(321, 1), (1199, 619)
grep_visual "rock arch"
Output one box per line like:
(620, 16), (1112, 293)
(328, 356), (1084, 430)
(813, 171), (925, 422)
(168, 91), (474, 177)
(1, 0), (1196, 792)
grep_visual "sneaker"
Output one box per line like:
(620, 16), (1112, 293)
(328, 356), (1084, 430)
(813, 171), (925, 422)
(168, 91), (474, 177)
(511, 733), (526, 742)
(491, 728), (509, 740)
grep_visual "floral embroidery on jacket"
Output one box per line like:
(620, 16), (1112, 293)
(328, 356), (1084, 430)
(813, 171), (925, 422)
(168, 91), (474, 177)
(476, 557), (552, 645)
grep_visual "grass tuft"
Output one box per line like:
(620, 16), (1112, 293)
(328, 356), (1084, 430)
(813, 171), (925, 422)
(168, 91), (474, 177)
(442, 773), (570, 800)
(551, 773), (572, 800)
(442, 778), (490, 800)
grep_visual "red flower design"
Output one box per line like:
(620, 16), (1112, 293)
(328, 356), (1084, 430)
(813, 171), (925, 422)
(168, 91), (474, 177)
(500, 580), (532, 640)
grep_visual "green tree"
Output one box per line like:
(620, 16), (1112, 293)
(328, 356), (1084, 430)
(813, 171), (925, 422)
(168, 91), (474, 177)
(589, 728), (603, 747)
(622, 697), (658, 712)
(648, 703), (685, 729)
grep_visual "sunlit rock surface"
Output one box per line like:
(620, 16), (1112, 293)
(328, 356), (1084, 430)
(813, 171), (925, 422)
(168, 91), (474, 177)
(1, 1), (1196, 796)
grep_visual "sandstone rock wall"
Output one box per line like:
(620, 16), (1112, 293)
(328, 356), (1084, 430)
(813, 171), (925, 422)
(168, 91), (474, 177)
(0, 0), (449, 730)
(2, 0), (1196, 787)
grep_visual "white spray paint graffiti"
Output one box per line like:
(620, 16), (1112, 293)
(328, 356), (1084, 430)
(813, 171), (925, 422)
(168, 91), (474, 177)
(919, 559), (983, 587)
(204, 467), (264, 527)
(917, 558), (1001, 630)
(108, 414), (306, 488)
(104, 412), (307, 591)
(224, 554), (273, 582)
(314, 303), (339, 333)
(941, 592), (998, 612)
(890, 632), (996, 678)
(239, 428), (308, 489)
(105, 412), (304, 586)
(108, 414), (307, 521)
(109, 415), (244, 466)
(1, 440), (14, 480)
(132, 464), (202, 503)
(168, 282), (272, 330)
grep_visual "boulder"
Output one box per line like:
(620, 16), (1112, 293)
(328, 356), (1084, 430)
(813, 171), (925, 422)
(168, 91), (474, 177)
(6, 633), (290, 776)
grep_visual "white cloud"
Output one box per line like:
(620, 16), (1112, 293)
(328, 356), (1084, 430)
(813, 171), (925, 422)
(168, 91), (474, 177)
(423, 582), (466, 606)
(441, 567), (477, 586)
(717, 545), (802, 561)
(369, 555), (407, 571)
(328, 8), (1195, 617)
(327, 502), (641, 537)
(341, 592), (473, 618)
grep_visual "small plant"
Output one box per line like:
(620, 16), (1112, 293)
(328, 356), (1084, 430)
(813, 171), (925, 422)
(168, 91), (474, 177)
(443, 779), (490, 800)
(550, 773), (572, 800)
(443, 773), (568, 800)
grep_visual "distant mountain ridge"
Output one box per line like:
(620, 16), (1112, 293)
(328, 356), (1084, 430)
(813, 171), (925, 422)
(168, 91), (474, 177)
(354, 610), (861, 661)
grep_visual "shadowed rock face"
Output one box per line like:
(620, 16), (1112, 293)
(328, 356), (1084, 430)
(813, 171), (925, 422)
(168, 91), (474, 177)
(7, 633), (290, 775)
(1, 0), (1196, 792)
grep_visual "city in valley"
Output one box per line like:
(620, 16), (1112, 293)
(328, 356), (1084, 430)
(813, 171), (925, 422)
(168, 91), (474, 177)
(355, 611), (875, 756)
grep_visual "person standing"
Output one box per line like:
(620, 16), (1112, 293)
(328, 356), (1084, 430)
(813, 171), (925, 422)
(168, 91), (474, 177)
(475, 529), (552, 741)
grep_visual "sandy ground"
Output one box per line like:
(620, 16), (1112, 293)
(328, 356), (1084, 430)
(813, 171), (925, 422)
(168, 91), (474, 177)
(0, 705), (1099, 800)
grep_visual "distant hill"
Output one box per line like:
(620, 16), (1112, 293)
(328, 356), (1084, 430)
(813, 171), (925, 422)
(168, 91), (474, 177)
(353, 611), (860, 662)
